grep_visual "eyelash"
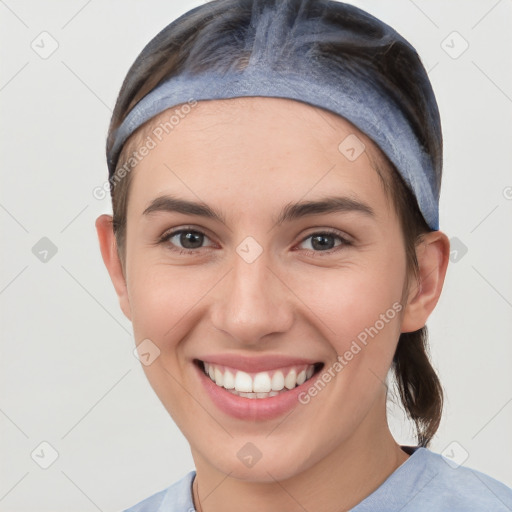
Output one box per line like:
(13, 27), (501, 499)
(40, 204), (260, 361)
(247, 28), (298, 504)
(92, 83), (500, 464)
(157, 226), (352, 257)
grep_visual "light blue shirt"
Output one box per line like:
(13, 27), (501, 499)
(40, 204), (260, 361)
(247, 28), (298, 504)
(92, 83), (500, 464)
(122, 447), (512, 511)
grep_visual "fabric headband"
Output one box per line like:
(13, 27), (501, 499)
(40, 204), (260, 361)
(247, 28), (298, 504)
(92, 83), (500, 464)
(107, 5), (440, 231)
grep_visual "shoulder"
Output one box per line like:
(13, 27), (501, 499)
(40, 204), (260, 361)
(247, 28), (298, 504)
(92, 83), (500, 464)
(352, 447), (512, 511)
(121, 470), (196, 512)
(414, 448), (512, 511)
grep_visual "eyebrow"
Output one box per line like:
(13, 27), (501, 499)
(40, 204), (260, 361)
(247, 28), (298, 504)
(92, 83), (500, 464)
(142, 194), (375, 225)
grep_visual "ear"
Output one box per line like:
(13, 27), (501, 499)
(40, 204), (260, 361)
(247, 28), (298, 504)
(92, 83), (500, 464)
(95, 214), (132, 321)
(400, 230), (450, 333)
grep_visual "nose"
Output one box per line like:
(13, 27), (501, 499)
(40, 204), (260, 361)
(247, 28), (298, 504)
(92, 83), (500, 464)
(209, 246), (295, 346)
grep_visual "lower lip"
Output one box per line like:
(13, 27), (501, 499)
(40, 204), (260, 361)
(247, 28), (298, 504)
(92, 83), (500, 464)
(195, 362), (319, 421)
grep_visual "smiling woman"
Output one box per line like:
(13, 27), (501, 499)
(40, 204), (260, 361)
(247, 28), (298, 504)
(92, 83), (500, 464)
(94, 1), (512, 511)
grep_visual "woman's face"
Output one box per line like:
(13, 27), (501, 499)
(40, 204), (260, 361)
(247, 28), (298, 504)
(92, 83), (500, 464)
(120, 97), (409, 481)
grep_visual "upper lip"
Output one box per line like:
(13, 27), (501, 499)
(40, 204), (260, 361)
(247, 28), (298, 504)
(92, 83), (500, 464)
(196, 354), (322, 373)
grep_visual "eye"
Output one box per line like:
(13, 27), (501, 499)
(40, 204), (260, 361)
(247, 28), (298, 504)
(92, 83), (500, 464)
(297, 229), (351, 255)
(157, 227), (351, 256)
(158, 227), (214, 254)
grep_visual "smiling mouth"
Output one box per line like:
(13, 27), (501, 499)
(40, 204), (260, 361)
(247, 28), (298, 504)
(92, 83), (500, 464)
(195, 359), (324, 399)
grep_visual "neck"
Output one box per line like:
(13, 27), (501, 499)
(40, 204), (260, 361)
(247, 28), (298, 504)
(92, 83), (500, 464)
(191, 398), (410, 512)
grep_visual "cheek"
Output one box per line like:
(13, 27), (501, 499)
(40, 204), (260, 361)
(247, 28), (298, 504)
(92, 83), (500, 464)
(297, 253), (405, 341)
(125, 260), (211, 428)
(127, 261), (210, 345)
(290, 251), (406, 407)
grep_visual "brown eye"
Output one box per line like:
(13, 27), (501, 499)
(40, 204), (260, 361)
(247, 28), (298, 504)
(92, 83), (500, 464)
(175, 230), (204, 249)
(159, 228), (214, 253)
(298, 230), (351, 255)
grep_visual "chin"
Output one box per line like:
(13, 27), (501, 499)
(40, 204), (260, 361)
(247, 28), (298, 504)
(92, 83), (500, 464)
(194, 434), (325, 484)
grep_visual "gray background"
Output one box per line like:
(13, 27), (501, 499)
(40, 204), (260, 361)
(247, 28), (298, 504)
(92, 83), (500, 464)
(1, 0), (511, 510)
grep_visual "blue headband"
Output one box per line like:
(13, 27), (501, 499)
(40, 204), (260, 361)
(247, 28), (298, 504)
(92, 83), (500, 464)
(107, 2), (440, 230)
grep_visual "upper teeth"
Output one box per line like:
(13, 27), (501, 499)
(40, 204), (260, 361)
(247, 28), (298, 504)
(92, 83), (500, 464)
(204, 362), (315, 393)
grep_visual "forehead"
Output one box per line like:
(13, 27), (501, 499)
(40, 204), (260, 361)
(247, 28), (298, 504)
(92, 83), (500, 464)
(123, 97), (393, 222)
(125, 96), (383, 164)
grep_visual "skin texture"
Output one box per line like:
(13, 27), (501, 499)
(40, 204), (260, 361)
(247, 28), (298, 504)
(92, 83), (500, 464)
(96, 97), (450, 512)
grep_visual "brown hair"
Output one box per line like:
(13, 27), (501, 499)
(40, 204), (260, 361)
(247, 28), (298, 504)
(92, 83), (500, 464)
(379, 152), (443, 448)
(106, 0), (443, 447)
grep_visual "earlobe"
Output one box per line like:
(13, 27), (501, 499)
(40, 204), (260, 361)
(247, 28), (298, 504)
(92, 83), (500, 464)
(95, 214), (132, 321)
(400, 230), (450, 333)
